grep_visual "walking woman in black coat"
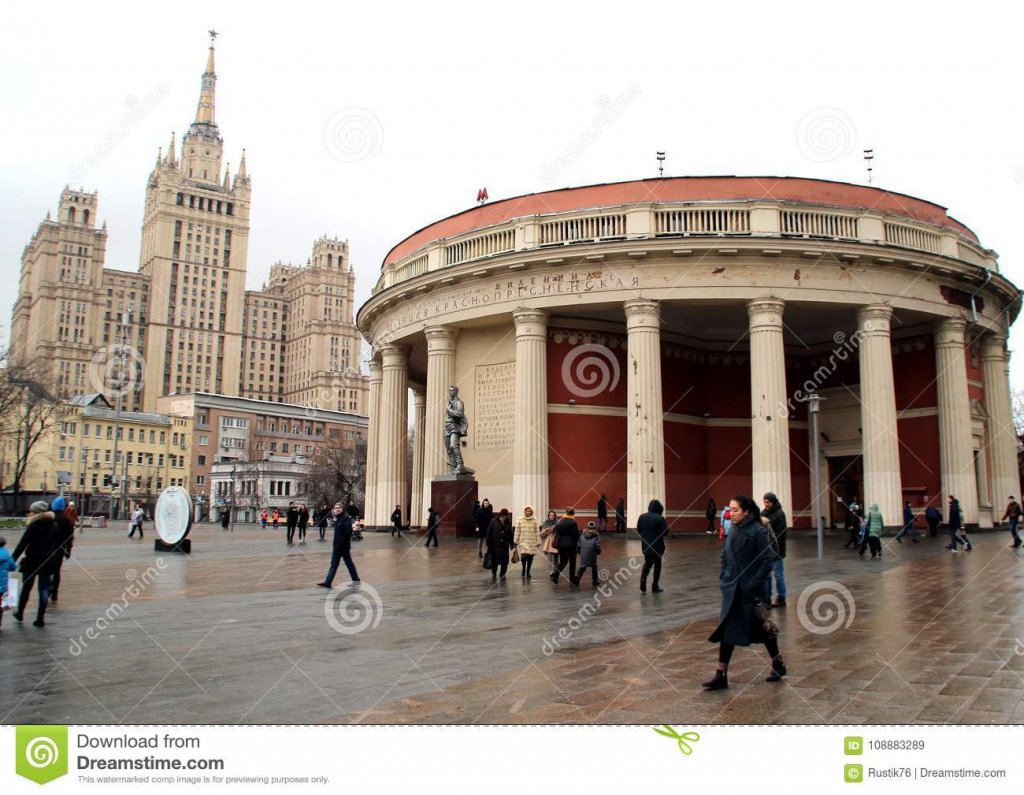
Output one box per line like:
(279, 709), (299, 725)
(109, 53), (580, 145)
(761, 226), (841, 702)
(485, 508), (514, 581)
(703, 495), (787, 690)
(476, 499), (494, 559)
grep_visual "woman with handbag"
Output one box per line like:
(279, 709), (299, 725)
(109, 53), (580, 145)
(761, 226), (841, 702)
(513, 506), (541, 580)
(484, 508), (514, 581)
(540, 510), (558, 572)
(703, 495), (787, 691)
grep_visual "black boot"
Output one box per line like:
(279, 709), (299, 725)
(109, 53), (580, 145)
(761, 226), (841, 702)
(702, 670), (728, 690)
(766, 658), (788, 682)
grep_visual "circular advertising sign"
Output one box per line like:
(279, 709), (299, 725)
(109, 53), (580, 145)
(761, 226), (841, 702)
(155, 485), (193, 545)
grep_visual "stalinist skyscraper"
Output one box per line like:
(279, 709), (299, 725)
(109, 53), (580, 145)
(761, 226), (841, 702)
(139, 33), (251, 408)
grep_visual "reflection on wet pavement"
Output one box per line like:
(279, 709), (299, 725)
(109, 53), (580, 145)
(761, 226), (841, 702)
(1, 523), (1022, 725)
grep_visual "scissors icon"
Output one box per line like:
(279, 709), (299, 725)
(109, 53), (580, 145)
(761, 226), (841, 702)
(653, 725), (701, 755)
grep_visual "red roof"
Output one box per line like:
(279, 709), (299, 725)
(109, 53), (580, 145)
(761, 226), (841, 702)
(384, 176), (978, 266)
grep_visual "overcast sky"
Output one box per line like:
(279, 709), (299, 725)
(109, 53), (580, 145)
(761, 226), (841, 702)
(2, 1), (1021, 385)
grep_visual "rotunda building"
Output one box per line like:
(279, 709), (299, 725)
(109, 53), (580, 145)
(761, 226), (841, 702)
(357, 177), (1020, 531)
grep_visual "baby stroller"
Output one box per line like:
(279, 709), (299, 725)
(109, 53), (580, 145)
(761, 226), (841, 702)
(352, 520), (364, 542)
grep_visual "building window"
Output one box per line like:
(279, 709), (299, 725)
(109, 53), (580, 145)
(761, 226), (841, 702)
(197, 475), (206, 485)
(198, 455), (206, 466)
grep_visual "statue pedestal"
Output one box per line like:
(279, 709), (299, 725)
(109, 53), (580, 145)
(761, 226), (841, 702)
(430, 475), (478, 538)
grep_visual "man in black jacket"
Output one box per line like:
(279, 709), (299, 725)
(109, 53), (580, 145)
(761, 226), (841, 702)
(317, 503), (360, 588)
(48, 496), (75, 603)
(390, 505), (403, 538)
(285, 502), (299, 544)
(596, 495), (608, 533)
(637, 499), (668, 593)
(13, 501), (65, 626)
(424, 506), (440, 548)
(762, 492), (788, 608)
(550, 508), (580, 585)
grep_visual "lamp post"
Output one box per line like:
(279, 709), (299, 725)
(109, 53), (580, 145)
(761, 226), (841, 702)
(109, 308), (132, 520)
(79, 448), (88, 513)
(230, 464), (237, 532)
(807, 393), (825, 560)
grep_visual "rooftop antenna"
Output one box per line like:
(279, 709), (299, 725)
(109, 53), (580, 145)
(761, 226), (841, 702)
(863, 148), (874, 184)
(656, 151), (666, 178)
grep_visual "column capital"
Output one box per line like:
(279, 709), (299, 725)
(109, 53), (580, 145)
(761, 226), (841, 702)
(747, 298), (785, 330)
(624, 298), (660, 329)
(934, 316), (967, 350)
(513, 307), (548, 339)
(411, 384), (426, 401)
(367, 359), (383, 381)
(424, 325), (458, 353)
(979, 331), (1009, 362)
(856, 303), (893, 336)
(380, 343), (410, 368)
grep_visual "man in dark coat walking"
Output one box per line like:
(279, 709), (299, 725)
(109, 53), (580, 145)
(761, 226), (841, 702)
(596, 495), (608, 533)
(614, 498), (626, 533)
(286, 502), (299, 544)
(12, 501), (65, 627)
(485, 508), (514, 580)
(704, 495), (786, 690)
(475, 499), (493, 558)
(925, 504), (942, 537)
(550, 508), (580, 585)
(424, 506), (440, 548)
(390, 505), (403, 538)
(637, 499), (668, 593)
(317, 503), (360, 588)
(761, 492), (787, 608)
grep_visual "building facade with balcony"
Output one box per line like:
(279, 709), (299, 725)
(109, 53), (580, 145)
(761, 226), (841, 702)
(357, 177), (1020, 531)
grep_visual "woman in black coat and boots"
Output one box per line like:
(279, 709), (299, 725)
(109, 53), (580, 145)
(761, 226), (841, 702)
(703, 495), (787, 690)
(485, 508), (514, 581)
(12, 501), (65, 627)
(476, 499), (494, 559)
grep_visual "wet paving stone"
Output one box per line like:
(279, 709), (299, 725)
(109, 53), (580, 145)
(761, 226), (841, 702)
(0, 523), (1023, 724)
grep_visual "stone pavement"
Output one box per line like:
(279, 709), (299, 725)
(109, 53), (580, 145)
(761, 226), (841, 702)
(0, 522), (1022, 725)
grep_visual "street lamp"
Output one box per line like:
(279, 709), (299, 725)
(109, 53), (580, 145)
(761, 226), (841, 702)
(806, 393), (826, 560)
(230, 464), (237, 532)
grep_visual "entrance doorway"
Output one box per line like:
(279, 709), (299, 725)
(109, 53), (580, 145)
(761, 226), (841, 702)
(828, 455), (863, 527)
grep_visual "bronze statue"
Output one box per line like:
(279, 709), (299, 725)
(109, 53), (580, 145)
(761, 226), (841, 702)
(444, 385), (474, 475)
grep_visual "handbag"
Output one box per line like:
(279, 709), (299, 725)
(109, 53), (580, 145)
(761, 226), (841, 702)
(2, 574), (21, 610)
(752, 598), (780, 636)
(511, 547), (520, 564)
(482, 551), (492, 569)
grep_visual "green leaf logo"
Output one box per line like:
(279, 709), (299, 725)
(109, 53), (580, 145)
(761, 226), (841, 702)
(15, 725), (68, 785)
(653, 725), (701, 755)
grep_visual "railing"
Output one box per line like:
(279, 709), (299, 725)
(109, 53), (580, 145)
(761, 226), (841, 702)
(655, 207), (750, 236)
(445, 229), (515, 266)
(540, 213), (626, 245)
(884, 222), (941, 254)
(370, 202), (993, 296)
(781, 210), (857, 239)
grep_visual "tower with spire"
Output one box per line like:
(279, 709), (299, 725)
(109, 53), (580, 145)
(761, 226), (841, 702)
(138, 32), (252, 409)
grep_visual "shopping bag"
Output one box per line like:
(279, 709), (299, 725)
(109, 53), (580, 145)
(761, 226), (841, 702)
(2, 574), (21, 610)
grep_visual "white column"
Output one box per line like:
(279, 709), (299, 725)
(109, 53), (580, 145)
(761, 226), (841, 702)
(512, 308), (549, 516)
(748, 299), (792, 511)
(981, 332), (1018, 514)
(410, 385), (426, 526)
(422, 325), (458, 514)
(856, 304), (903, 526)
(377, 343), (410, 528)
(625, 299), (666, 522)
(364, 359), (382, 525)
(934, 317), (978, 523)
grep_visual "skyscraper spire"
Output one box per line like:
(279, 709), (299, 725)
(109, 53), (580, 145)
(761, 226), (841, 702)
(238, 149), (247, 179)
(223, 162), (231, 190)
(192, 31), (218, 129)
(165, 131), (176, 166)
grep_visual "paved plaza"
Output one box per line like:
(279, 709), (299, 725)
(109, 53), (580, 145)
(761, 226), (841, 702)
(1, 523), (1023, 725)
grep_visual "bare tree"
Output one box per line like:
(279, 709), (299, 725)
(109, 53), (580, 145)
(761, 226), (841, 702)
(301, 436), (366, 514)
(0, 356), (69, 513)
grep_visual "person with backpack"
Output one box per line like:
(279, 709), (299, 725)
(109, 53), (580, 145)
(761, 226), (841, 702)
(720, 505), (732, 538)
(761, 492), (787, 608)
(1001, 495), (1022, 548)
